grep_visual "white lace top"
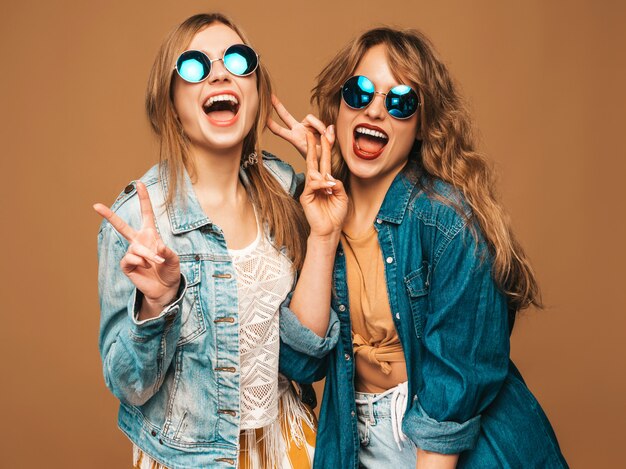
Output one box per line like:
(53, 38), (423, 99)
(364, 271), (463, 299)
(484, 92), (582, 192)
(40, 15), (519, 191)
(229, 223), (294, 430)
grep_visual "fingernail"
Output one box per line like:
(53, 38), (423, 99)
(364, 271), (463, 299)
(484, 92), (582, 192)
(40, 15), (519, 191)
(327, 125), (334, 137)
(325, 180), (336, 186)
(326, 173), (335, 181)
(154, 255), (165, 263)
(326, 188), (333, 195)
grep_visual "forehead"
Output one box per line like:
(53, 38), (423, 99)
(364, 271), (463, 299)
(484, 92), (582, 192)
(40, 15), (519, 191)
(187, 23), (244, 55)
(354, 44), (405, 87)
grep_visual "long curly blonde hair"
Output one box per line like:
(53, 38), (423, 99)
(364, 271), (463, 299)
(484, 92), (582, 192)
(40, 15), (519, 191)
(312, 27), (540, 312)
(145, 13), (308, 271)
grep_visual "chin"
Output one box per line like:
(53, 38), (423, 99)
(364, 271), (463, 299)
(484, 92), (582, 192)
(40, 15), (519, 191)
(344, 154), (383, 180)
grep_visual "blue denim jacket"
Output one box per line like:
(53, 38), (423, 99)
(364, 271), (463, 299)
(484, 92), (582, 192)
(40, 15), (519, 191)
(97, 152), (339, 469)
(279, 160), (568, 468)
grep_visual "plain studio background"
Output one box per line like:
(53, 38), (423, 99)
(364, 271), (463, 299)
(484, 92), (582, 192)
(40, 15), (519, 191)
(1, 1), (624, 467)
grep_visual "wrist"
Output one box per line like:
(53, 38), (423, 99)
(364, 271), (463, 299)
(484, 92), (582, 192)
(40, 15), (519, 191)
(144, 281), (181, 309)
(307, 232), (341, 248)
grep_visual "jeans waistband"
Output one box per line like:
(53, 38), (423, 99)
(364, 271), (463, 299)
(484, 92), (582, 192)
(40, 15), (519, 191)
(354, 382), (409, 450)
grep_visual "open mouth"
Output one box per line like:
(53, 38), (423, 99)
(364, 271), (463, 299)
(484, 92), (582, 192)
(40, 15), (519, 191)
(353, 125), (389, 159)
(203, 93), (240, 124)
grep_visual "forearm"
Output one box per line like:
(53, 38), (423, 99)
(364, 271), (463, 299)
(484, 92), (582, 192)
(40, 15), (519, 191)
(416, 449), (459, 469)
(289, 234), (339, 337)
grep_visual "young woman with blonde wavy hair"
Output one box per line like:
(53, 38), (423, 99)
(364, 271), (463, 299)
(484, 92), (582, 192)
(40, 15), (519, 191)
(273, 27), (568, 468)
(94, 13), (347, 468)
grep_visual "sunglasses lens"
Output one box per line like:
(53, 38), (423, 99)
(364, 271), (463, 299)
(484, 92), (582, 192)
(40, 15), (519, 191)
(223, 44), (258, 76)
(176, 51), (210, 83)
(386, 85), (419, 119)
(342, 76), (375, 109)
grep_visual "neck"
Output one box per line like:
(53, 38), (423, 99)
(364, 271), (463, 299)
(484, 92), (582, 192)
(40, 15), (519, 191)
(186, 142), (246, 207)
(345, 162), (406, 236)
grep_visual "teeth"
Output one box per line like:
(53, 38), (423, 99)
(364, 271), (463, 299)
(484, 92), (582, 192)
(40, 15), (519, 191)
(355, 126), (388, 140)
(205, 94), (239, 107)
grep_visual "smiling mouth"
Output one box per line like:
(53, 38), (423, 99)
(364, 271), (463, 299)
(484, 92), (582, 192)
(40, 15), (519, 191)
(203, 94), (240, 124)
(353, 125), (389, 159)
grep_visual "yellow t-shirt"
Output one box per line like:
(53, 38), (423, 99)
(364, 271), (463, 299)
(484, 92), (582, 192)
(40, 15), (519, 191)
(341, 227), (408, 393)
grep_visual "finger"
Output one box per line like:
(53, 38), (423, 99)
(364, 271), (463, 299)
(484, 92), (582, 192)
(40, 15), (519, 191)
(120, 253), (151, 271)
(156, 240), (179, 266)
(306, 169), (324, 182)
(319, 131), (332, 178)
(305, 132), (320, 175)
(129, 242), (165, 264)
(301, 178), (336, 198)
(324, 123), (335, 146)
(136, 181), (157, 231)
(93, 203), (137, 242)
(272, 94), (299, 128)
(303, 114), (328, 136)
(267, 117), (290, 139)
(328, 178), (348, 198)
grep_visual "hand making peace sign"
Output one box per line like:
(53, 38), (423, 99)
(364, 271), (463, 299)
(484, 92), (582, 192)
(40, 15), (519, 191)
(300, 131), (349, 238)
(267, 95), (329, 159)
(94, 182), (181, 317)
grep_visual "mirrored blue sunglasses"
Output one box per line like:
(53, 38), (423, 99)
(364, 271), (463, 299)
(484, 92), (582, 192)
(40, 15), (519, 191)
(341, 75), (420, 119)
(175, 44), (259, 83)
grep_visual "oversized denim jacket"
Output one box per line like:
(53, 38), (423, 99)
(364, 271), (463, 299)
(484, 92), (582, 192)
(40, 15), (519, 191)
(97, 152), (339, 469)
(279, 160), (568, 468)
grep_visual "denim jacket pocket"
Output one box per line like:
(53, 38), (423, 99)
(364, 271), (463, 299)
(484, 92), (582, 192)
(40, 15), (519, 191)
(177, 261), (207, 345)
(404, 262), (430, 339)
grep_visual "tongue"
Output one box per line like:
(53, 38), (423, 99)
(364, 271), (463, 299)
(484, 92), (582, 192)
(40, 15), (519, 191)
(207, 109), (236, 121)
(356, 134), (386, 154)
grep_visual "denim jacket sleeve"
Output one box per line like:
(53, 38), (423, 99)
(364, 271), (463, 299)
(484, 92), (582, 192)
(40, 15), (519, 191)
(278, 290), (340, 384)
(402, 221), (510, 454)
(97, 223), (187, 406)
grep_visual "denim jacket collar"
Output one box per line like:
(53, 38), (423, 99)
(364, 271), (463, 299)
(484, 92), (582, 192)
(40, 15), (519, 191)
(376, 160), (421, 225)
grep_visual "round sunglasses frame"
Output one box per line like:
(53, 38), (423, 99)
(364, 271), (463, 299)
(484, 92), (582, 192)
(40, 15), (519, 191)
(340, 75), (420, 120)
(174, 44), (260, 83)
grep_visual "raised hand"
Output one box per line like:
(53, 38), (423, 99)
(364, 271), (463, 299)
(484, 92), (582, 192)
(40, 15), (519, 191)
(94, 182), (181, 318)
(267, 95), (328, 159)
(300, 131), (349, 239)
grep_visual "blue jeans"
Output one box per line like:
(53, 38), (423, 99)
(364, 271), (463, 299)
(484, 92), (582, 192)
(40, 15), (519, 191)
(356, 384), (417, 468)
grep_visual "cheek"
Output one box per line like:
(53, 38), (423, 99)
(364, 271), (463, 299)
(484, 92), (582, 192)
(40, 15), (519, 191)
(243, 83), (259, 126)
(393, 120), (419, 151)
(172, 84), (197, 128)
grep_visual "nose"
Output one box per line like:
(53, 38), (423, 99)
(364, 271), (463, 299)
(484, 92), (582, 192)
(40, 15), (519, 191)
(208, 58), (230, 83)
(364, 92), (386, 120)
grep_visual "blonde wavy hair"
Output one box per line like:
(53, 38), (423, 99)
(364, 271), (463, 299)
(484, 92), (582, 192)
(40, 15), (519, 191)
(312, 27), (541, 312)
(145, 13), (308, 270)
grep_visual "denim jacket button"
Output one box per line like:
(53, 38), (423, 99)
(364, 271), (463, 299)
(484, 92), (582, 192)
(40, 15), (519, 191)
(376, 218), (382, 224)
(151, 430), (157, 437)
(194, 254), (200, 261)
(338, 304), (346, 312)
(124, 183), (134, 194)
(351, 410), (355, 417)
(344, 353), (351, 361)
(395, 313), (400, 319)
(386, 256), (393, 264)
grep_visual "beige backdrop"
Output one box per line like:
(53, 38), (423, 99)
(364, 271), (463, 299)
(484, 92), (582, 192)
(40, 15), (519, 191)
(1, 0), (624, 467)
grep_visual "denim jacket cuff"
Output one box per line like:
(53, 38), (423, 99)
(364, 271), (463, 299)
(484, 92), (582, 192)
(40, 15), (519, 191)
(280, 301), (340, 359)
(402, 397), (481, 454)
(129, 274), (187, 330)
